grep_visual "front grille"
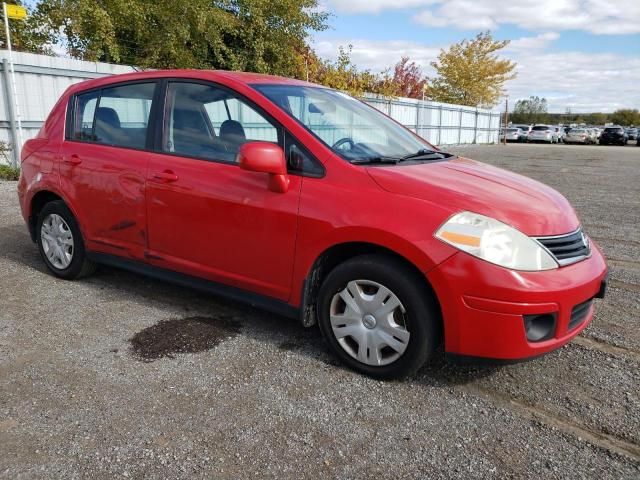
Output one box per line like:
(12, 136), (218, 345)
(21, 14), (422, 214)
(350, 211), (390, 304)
(569, 299), (593, 330)
(535, 228), (590, 266)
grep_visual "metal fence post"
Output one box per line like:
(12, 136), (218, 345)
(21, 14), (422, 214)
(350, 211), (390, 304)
(437, 105), (443, 146)
(415, 100), (420, 135)
(1, 58), (19, 167)
(473, 108), (479, 144)
(487, 112), (493, 143)
(458, 107), (463, 145)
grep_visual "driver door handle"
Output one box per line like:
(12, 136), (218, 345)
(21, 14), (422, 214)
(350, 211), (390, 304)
(152, 170), (179, 182)
(64, 154), (82, 165)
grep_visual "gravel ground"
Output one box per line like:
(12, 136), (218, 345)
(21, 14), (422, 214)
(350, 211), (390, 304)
(1, 142), (639, 479)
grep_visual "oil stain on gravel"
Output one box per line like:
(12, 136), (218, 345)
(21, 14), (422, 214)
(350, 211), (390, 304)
(129, 316), (241, 362)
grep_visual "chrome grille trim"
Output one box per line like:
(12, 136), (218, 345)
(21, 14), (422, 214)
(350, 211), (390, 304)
(534, 227), (591, 267)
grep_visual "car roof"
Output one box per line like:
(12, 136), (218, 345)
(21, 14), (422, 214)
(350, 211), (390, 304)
(64, 69), (321, 96)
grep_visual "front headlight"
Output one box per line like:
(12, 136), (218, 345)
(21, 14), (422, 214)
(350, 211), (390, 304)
(435, 211), (558, 271)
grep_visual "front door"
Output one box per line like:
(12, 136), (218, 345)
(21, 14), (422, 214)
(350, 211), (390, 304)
(145, 81), (301, 301)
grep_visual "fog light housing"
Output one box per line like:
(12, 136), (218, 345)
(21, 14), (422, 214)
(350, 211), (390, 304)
(523, 313), (557, 342)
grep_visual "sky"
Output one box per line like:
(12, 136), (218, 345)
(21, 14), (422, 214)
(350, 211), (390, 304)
(312, 0), (640, 113)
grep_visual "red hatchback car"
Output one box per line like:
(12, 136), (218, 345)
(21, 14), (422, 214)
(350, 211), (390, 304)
(18, 70), (608, 378)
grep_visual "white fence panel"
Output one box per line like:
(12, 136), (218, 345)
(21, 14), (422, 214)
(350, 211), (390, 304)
(0, 51), (500, 166)
(0, 50), (135, 164)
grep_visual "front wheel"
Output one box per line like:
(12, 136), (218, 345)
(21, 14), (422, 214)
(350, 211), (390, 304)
(36, 200), (96, 280)
(317, 255), (439, 379)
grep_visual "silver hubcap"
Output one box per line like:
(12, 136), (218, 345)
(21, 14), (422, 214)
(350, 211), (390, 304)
(330, 280), (410, 366)
(40, 213), (74, 270)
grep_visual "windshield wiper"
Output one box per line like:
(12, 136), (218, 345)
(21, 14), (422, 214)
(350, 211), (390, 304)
(400, 149), (449, 161)
(350, 150), (452, 165)
(350, 156), (401, 165)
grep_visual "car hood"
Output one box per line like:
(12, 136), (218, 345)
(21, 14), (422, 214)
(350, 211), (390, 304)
(367, 157), (579, 236)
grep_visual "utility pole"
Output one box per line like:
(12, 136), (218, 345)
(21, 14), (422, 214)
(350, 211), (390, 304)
(3, 2), (27, 167)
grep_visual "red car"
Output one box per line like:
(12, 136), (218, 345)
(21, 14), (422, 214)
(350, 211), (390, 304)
(17, 71), (608, 378)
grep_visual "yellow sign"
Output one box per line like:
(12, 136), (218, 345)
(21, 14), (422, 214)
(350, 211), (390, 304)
(6, 4), (27, 20)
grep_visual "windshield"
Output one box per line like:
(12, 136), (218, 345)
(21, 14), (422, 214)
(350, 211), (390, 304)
(532, 126), (550, 131)
(605, 127), (623, 133)
(253, 84), (435, 162)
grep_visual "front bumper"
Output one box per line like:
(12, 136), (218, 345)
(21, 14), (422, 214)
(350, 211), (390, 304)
(427, 242), (607, 360)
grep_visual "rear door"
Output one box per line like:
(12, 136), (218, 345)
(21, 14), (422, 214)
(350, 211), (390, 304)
(59, 82), (159, 259)
(144, 80), (302, 301)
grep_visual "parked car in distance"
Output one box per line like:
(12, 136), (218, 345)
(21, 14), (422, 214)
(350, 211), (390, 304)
(512, 124), (532, 136)
(625, 128), (638, 140)
(586, 128), (599, 144)
(599, 126), (628, 145)
(500, 127), (527, 142)
(553, 126), (566, 143)
(17, 70), (608, 379)
(527, 125), (559, 143)
(564, 128), (592, 144)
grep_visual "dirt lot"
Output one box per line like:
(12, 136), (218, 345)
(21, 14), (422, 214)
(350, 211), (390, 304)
(1, 143), (639, 479)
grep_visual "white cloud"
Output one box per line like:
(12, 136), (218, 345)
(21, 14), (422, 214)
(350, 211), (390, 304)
(414, 1), (640, 35)
(327, 0), (640, 35)
(327, 0), (439, 14)
(314, 39), (440, 72)
(313, 34), (640, 112)
(505, 32), (560, 52)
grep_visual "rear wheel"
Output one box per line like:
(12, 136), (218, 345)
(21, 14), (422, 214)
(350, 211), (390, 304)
(317, 255), (439, 379)
(36, 201), (96, 279)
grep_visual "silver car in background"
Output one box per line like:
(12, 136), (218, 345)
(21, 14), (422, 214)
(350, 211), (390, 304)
(565, 128), (592, 144)
(513, 124), (532, 136)
(554, 126), (566, 143)
(500, 127), (526, 142)
(527, 125), (559, 143)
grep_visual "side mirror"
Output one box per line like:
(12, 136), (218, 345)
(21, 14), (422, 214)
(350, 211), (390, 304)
(238, 142), (289, 193)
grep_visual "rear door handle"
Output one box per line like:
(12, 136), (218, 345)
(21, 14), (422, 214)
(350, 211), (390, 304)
(64, 154), (82, 165)
(152, 170), (179, 182)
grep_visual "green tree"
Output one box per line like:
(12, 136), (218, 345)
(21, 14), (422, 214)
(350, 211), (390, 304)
(610, 109), (640, 126)
(27, 0), (328, 76)
(585, 112), (608, 125)
(511, 96), (548, 124)
(427, 32), (516, 107)
(299, 45), (399, 97)
(1, 1), (52, 54)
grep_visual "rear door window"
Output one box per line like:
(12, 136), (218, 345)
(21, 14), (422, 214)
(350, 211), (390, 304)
(69, 82), (156, 150)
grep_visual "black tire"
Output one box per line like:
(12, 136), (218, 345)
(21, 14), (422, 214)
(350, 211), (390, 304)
(317, 254), (439, 380)
(36, 200), (96, 280)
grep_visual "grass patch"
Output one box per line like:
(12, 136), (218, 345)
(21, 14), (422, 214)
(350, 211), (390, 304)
(0, 164), (20, 181)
